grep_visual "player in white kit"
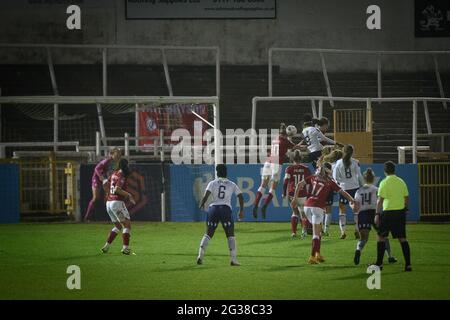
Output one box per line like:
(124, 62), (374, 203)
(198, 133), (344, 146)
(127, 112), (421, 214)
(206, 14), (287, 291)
(302, 116), (342, 169)
(197, 164), (244, 266)
(352, 168), (397, 265)
(333, 144), (364, 239)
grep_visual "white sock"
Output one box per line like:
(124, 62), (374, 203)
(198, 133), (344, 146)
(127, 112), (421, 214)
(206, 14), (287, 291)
(356, 239), (366, 251)
(227, 236), (237, 262)
(339, 215), (346, 235)
(198, 234), (210, 260)
(122, 228), (130, 250)
(354, 214), (359, 232)
(324, 213), (331, 232)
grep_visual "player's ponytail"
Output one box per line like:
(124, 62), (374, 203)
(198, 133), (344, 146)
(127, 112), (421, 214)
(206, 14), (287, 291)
(342, 144), (354, 168)
(323, 149), (343, 164)
(119, 158), (131, 177)
(364, 168), (375, 184)
(293, 150), (302, 163)
(279, 122), (287, 135)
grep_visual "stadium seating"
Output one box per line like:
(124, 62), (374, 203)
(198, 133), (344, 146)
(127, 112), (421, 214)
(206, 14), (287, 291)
(0, 64), (449, 163)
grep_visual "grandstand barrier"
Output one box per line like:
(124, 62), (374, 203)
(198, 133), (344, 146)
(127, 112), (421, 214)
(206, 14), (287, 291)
(0, 163), (20, 223)
(5, 161), (447, 222)
(398, 146), (430, 164)
(0, 141), (80, 159)
(419, 162), (450, 218)
(169, 163), (420, 222)
(0, 156), (72, 217)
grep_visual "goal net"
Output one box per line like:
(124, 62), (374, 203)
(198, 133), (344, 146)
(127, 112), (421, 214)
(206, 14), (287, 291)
(0, 96), (220, 163)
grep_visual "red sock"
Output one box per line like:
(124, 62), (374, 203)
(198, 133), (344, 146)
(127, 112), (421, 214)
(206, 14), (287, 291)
(263, 192), (273, 207)
(291, 216), (298, 234)
(107, 229), (119, 244)
(311, 238), (320, 256)
(254, 191), (263, 207)
(122, 232), (130, 246)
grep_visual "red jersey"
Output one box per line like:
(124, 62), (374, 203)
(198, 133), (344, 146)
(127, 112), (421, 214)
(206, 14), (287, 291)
(107, 170), (127, 202)
(283, 164), (312, 197)
(304, 175), (341, 209)
(269, 135), (295, 164)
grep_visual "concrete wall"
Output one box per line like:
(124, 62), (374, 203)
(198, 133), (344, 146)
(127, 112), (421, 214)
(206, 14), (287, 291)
(0, 0), (449, 71)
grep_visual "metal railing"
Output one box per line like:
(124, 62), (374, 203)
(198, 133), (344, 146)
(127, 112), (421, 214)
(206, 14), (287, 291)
(417, 133), (450, 153)
(419, 162), (450, 217)
(251, 96), (450, 164)
(397, 146), (430, 164)
(268, 48), (449, 109)
(0, 141), (80, 158)
(0, 43), (221, 153)
(1, 156), (76, 215)
(334, 109), (368, 133)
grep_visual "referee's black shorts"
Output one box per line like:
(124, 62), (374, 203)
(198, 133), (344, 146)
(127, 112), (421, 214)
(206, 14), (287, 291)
(377, 208), (407, 239)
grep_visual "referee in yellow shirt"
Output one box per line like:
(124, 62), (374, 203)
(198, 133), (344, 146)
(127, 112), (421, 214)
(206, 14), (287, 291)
(373, 161), (412, 272)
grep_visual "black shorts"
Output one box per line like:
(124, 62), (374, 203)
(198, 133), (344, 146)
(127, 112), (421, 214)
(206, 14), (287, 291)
(339, 188), (358, 205)
(309, 150), (322, 169)
(325, 191), (335, 206)
(206, 205), (234, 237)
(358, 209), (375, 230)
(377, 209), (407, 239)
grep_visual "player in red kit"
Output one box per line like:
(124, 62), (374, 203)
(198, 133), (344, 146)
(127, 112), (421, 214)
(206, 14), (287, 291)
(253, 123), (305, 219)
(292, 162), (356, 264)
(101, 158), (136, 255)
(282, 150), (312, 239)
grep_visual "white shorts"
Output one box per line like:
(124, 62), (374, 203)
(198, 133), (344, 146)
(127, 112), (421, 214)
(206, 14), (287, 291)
(304, 206), (325, 225)
(261, 162), (281, 182)
(106, 200), (130, 223)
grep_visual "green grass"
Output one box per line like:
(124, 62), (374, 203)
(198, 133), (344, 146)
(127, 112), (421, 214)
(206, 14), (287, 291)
(0, 222), (449, 299)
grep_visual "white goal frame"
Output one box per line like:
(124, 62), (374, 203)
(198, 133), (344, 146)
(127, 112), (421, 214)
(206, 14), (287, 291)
(0, 95), (221, 164)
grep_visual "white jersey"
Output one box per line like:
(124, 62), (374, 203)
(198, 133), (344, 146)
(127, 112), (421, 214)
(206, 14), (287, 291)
(333, 158), (364, 190)
(302, 126), (335, 153)
(206, 178), (242, 209)
(331, 161), (338, 172)
(354, 184), (378, 212)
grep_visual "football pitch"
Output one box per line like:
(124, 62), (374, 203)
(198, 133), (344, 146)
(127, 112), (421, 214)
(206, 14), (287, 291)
(0, 222), (449, 300)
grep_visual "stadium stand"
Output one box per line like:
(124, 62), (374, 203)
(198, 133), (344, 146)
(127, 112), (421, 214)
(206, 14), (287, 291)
(1, 64), (449, 163)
